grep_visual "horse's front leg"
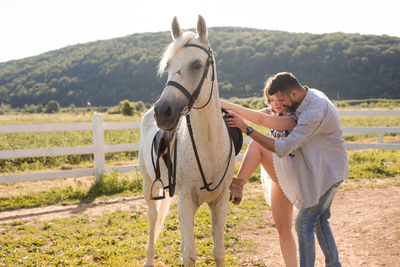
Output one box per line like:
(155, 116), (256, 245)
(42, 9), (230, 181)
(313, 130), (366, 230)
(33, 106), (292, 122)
(209, 189), (230, 267)
(178, 194), (198, 267)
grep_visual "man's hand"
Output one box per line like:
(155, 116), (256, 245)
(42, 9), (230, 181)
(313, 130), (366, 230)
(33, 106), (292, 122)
(223, 110), (248, 134)
(229, 178), (246, 205)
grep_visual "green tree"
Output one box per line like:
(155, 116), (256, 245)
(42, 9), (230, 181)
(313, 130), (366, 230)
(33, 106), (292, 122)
(1, 28), (399, 108)
(35, 104), (44, 113)
(45, 100), (60, 113)
(134, 101), (145, 113)
(120, 100), (134, 116)
(69, 103), (76, 113)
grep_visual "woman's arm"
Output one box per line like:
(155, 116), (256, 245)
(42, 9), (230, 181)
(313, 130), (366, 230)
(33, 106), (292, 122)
(223, 111), (276, 152)
(220, 99), (296, 130)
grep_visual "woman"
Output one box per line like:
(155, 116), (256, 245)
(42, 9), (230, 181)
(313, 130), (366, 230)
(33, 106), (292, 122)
(221, 86), (302, 267)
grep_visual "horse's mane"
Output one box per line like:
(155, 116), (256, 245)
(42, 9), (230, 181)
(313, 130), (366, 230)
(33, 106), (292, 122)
(158, 31), (196, 76)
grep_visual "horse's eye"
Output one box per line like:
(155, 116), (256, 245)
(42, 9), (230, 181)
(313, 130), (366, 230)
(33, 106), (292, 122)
(191, 61), (202, 70)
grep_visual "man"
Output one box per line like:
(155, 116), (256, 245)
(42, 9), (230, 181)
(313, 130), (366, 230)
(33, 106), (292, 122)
(222, 72), (348, 267)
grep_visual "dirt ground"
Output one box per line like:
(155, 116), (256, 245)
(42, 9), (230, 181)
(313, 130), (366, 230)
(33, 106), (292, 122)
(238, 178), (400, 267)
(1, 178), (399, 266)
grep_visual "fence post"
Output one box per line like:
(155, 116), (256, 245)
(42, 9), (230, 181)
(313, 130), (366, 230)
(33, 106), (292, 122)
(378, 133), (384, 143)
(92, 113), (105, 181)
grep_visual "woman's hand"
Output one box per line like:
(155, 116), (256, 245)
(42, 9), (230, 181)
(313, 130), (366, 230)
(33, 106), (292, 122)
(223, 110), (248, 133)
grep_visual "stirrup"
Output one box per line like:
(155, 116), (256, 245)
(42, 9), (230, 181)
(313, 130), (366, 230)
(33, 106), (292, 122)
(150, 180), (166, 200)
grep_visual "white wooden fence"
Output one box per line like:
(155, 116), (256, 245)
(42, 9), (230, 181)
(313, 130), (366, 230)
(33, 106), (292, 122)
(0, 110), (399, 184)
(0, 113), (140, 184)
(338, 110), (400, 150)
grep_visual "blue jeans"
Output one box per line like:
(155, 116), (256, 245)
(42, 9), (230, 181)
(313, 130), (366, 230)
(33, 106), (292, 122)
(295, 182), (342, 267)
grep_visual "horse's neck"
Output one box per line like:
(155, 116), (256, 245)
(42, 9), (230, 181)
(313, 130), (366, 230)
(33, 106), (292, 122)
(183, 86), (227, 150)
(190, 102), (222, 136)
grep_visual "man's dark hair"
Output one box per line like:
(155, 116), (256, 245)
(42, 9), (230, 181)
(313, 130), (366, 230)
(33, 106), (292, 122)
(265, 72), (303, 95)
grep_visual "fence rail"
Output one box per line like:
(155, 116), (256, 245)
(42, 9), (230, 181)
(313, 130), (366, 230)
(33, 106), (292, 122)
(338, 110), (400, 116)
(0, 113), (140, 184)
(0, 110), (399, 184)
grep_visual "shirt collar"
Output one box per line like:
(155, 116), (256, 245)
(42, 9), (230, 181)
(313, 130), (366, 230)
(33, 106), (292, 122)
(295, 86), (310, 116)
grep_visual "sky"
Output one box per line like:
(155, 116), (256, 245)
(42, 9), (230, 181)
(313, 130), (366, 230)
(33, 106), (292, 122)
(1, 0), (399, 63)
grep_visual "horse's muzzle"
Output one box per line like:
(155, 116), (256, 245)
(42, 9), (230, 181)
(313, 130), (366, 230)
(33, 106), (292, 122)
(154, 100), (180, 131)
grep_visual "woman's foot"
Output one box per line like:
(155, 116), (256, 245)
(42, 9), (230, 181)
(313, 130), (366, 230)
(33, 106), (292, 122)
(229, 178), (246, 204)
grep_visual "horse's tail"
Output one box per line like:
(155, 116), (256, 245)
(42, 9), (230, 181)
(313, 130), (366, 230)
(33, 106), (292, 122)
(154, 196), (172, 240)
(142, 160), (172, 265)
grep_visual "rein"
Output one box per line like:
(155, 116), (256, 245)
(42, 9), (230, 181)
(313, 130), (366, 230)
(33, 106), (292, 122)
(151, 42), (233, 200)
(185, 113), (233, 192)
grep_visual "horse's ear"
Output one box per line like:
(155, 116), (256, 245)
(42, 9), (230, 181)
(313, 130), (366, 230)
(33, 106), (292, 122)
(196, 15), (208, 43)
(171, 16), (183, 40)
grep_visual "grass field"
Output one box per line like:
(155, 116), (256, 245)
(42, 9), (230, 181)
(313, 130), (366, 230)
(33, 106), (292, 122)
(0, 107), (399, 266)
(0, 185), (272, 266)
(0, 110), (399, 208)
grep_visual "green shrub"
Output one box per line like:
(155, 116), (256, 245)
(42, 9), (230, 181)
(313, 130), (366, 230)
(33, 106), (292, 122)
(119, 100), (134, 116)
(45, 100), (60, 113)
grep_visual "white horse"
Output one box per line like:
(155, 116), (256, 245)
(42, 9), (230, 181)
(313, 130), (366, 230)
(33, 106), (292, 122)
(139, 15), (235, 266)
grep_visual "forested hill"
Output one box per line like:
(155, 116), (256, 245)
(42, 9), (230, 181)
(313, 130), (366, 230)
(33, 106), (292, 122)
(1, 27), (399, 108)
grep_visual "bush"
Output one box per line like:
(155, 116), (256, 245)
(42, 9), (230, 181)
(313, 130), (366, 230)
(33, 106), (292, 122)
(35, 104), (43, 113)
(120, 100), (134, 116)
(68, 103), (76, 113)
(134, 101), (145, 113)
(0, 104), (11, 114)
(45, 100), (60, 113)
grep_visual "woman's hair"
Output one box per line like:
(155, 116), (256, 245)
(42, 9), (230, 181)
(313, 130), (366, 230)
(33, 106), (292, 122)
(263, 92), (282, 116)
(264, 72), (302, 96)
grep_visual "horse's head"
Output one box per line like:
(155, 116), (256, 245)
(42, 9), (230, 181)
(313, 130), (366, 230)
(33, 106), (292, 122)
(154, 15), (214, 131)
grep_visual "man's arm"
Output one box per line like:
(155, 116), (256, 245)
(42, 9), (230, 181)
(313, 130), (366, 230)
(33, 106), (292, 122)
(223, 109), (276, 152)
(248, 130), (276, 152)
(249, 108), (326, 156)
(275, 103), (328, 157)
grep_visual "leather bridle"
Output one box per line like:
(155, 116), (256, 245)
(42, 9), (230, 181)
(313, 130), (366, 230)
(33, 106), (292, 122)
(151, 42), (234, 200)
(165, 43), (216, 114)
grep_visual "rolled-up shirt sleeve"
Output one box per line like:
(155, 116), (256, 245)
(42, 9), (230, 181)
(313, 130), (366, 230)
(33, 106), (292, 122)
(275, 103), (327, 157)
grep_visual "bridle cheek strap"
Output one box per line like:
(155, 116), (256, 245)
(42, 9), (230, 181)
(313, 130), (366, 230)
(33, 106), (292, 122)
(164, 43), (214, 112)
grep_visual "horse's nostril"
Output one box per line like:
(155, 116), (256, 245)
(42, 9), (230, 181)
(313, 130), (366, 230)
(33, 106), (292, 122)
(165, 106), (172, 117)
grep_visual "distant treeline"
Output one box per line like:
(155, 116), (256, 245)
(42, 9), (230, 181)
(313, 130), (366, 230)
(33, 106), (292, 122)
(0, 27), (399, 108)
(2, 98), (399, 116)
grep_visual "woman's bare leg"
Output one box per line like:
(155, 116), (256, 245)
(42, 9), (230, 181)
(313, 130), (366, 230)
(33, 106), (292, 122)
(237, 140), (297, 266)
(236, 140), (263, 182)
(271, 181), (298, 267)
(259, 146), (297, 267)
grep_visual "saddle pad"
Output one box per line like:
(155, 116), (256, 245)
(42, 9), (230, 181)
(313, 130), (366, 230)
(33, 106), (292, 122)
(222, 109), (243, 156)
(152, 130), (174, 156)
